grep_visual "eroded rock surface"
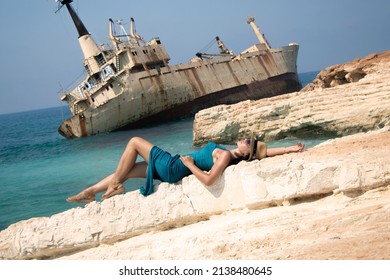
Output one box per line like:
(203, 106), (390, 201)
(1, 127), (389, 259)
(193, 51), (390, 146)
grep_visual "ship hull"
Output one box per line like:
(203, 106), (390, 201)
(58, 45), (301, 138)
(117, 72), (301, 130)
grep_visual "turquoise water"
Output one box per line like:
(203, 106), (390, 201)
(0, 71), (322, 230)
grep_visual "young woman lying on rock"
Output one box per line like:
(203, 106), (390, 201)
(67, 133), (304, 203)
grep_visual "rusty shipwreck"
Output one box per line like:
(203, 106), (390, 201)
(57, 0), (302, 139)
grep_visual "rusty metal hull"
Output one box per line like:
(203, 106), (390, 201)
(117, 72), (301, 130)
(58, 45), (301, 138)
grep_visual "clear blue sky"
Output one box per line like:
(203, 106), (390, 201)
(0, 0), (389, 115)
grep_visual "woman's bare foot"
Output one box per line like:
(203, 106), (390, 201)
(67, 190), (95, 203)
(287, 142), (305, 153)
(102, 182), (125, 200)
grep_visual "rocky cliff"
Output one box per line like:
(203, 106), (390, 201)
(1, 51), (389, 260)
(193, 51), (390, 146)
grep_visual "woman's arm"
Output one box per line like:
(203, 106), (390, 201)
(180, 150), (231, 186)
(266, 142), (305, 157)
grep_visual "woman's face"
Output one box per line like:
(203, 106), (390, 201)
(237, 138), (251, 157)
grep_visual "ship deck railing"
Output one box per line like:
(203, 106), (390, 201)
(59, 70), (88, 98)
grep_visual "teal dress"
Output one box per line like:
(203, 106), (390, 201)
(140, 142), (226, 196)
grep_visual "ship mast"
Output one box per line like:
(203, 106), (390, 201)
(247, 17), (271, 49)
(57, 0), (104, 75)
(109, 17), (145, 51)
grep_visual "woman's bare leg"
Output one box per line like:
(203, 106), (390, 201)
(66, 162), (148, 202)
(67, 137), (154, 202)
(66, 174), (113, 203)
(66, 161), (148, 203)
(266, 142), (305, 157)
(103, 137), (154, 199)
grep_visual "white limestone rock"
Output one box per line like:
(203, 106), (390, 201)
(193, 51), (390, 146)
(1, 127), (389, 260)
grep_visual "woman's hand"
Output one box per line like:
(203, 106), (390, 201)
(180, 155), (194, 167)
(179, 149), (231, 187)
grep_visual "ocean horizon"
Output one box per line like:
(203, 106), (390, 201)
(0, 71), (323, 230)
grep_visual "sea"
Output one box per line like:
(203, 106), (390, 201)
(0, 71), (323, 231)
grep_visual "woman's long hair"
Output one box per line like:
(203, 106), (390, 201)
(229, 153), (249, 165)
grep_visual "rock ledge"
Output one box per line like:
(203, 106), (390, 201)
(0, 127), (389, 259)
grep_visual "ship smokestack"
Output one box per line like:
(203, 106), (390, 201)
(59, 0), (103, 75)
(64, 1), (89, 37)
